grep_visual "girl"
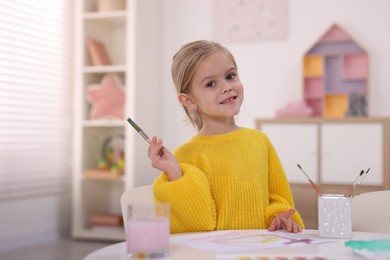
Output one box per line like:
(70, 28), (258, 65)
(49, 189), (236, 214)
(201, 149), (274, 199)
(148, 40), (304, 234)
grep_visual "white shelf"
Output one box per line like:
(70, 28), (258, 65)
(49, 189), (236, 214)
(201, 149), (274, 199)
(84, 10), (127, 20)
(84, 13), (126, 27)
(83, 120), (125, 127)
(73, 229), (125, 241)
(72, 0), (163, 241)
(84, 65), (126, 74)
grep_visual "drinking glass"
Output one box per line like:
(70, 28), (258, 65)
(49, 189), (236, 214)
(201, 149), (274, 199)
(126, 203), (170, 259)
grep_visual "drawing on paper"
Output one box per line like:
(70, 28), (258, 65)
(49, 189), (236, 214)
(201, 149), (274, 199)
(170, 230), (334, 254)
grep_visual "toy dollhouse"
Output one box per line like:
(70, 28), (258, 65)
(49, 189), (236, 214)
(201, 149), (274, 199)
(303, 24), (369, 117)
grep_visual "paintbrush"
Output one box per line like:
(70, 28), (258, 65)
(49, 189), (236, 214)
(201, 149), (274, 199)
(127, 117), (151, 144)
(360, 167), (371, 183)
(344, 169), (364, 197)
(127, 117), (164, 156)
(345, 168), (370, 197)
(297, 164), (322, 196)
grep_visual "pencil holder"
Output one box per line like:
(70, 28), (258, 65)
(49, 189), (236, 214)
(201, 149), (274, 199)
(318, 194), (352, 238)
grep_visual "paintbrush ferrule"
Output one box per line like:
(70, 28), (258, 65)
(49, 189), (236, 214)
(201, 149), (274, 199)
(139, 130), (150, 143)
(127, 117), (150, 142)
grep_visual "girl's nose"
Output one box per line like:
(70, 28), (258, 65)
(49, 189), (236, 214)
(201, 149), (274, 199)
(221, 85), (232, 94)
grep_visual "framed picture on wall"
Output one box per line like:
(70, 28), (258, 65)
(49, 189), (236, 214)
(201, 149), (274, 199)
(213, 0), (287, 42)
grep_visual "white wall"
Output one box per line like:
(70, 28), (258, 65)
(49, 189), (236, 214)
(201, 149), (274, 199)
(0, 195), (71, 251)
(160, 0), (390, 151)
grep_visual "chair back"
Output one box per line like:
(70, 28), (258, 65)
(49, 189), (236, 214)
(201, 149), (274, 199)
(352, 190), (390, 233)
(120, 185), (154, 230)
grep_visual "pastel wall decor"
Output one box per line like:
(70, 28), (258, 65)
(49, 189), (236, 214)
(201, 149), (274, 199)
(303, 24), (369, 117)
(213, 0), (287, 42)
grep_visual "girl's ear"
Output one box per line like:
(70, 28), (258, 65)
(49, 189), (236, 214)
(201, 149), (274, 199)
(178, 93), (195, 109)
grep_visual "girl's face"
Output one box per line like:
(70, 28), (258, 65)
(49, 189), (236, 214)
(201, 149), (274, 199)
(181, 50), (244, 123)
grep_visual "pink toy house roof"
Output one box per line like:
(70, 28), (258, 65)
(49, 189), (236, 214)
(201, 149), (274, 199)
(319, 24), (351, 43)
(306, 24), (366, 55)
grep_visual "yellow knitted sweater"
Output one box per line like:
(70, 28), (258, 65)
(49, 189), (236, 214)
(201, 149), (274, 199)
(153, 128), (304, 234)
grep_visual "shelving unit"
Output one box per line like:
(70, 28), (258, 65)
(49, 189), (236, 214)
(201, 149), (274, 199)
(72, 0), (162, 241)
(303, 24), (369, 118)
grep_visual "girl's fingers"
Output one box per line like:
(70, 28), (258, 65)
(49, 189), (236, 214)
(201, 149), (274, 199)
(294, 223), (300, 233)
(269, 209), (303, 233)
(291, 222), (301, 233)
(281, 216), (290, 232)
(283, 208), (295, 218)
(268, 217), (278, 231)
(148, 138), (163, 161)
(268, 222), (277, 231)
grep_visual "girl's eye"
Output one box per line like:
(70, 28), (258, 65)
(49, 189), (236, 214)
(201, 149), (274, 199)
(226, 73), (236, 80)
(206, 81), (216, 87)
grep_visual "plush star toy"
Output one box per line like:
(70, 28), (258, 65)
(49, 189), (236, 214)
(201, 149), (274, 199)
(86, 73), (126, 120)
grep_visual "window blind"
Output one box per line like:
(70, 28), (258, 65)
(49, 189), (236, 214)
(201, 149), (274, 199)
(0, 0), (72, 200)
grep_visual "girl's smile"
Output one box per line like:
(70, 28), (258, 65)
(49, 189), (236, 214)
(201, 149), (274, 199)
(219, 95), (237, 104)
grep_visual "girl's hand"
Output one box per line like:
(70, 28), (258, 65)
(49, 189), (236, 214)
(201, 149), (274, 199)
(268, 209), (302, 233)
(147, 136), (182, 181)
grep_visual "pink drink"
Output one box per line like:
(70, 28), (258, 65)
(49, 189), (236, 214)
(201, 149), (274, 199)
(126, 217), (170, 254)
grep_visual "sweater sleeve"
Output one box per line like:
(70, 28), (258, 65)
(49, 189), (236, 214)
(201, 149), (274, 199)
(263, 136), (305, 229)
(153, 163), (217, 234)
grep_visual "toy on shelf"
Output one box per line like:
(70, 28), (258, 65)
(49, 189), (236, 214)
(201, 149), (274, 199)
(276, 101), (313, 118)
(85, 39), (112, 66)
(98, 134), (125, 175)
(86, 73), (126, 120)
(303, 24), (369, 118)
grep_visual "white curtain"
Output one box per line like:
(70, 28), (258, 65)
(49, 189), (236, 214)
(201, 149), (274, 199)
(0, 0), (72, 200)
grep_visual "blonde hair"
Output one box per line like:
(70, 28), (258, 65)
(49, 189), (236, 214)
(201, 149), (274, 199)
(171, 40), (237, 131)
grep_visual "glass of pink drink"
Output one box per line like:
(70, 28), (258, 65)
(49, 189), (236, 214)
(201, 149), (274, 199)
(126, 203), (170, 259)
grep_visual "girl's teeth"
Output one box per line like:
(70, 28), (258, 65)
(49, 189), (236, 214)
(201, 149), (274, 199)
(222, 98), (233, 104)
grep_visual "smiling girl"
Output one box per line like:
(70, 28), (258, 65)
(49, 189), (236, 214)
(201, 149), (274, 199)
(147, 40), (304, 234)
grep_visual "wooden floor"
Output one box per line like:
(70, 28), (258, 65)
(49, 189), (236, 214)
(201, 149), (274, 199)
(1, 237), (113, 260)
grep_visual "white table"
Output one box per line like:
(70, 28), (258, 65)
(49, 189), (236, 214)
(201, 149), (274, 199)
(84, 230), (390, 260)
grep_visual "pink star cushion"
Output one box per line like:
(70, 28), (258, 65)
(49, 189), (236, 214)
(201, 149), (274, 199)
(86, 73), (126, 120)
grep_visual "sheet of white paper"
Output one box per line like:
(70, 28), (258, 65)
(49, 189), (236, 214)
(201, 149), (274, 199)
(170, 230), (336, 255)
